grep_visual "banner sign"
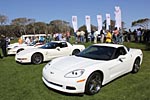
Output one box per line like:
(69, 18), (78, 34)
(97, 15), (102, 32)
(115, 6), (122, 29)
(72, 16), (78, 32)
(85, 15), (91, 33)
(106, 14), (110, 30)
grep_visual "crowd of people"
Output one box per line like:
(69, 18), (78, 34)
(73, 27), (123, 44)
(73, 27), (150, 44)
(17, 31), (71, 45)
(52, 31), (71, 42)
(124, 28), (150, 43)
(18, 35), (48, 45)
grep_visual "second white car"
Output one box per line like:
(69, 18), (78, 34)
(15, 41), (85, 64)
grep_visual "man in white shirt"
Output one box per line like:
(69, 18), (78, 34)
(25, 37), (31, 44)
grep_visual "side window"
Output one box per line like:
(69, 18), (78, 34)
(53, 43), (59, 48)
(60, 42), (68, 48)
(114, 47), (126, 58)
(119, 47), (126, 55)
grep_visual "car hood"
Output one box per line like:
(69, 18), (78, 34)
(17, 48), (41, 55)
(47, 56), (105, 71)
(8, 43), (26, 48)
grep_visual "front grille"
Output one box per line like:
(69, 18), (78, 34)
(45, 78), (63, 87)
(44, 77), (77, 90)
(49, 81), (63, 87)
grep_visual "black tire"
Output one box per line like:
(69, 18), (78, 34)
(31, 53), (43, 64)
(72, 49), (80, 55)
(132, 58), (140, 73)
(17, 49), (24, 53)
(85, 72), (102, 95)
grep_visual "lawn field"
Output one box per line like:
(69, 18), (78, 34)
(0, 42), (150, 100)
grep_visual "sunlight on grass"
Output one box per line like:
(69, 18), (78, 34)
(0, 42), (150, 100)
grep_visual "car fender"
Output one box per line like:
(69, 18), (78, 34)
(82, 63), (110, 86)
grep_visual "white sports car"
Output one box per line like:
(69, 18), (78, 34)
(8, 42), (44, 55)
(42, 43), (143, 95)
(7, 43), (27, 51)
(15, 41), (85, 64)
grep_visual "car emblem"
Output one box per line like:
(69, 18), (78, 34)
(50, 71), (54, 74)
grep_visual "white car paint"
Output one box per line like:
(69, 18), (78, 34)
(15, 41), (85, 64)
(8, 42), (43, 55)
(7, 43), (27, 51)
(42, 43), (143, 95)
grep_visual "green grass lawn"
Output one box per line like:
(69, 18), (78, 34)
(0, 42), (150, 100)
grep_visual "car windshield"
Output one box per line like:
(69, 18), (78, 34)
(27, 41), (36, 46)
(76, 45), (116, 60)
(40, 42), (59, 49)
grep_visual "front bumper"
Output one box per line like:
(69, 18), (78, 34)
(42, 71), (86, 94)
(15, 55), (31, 63)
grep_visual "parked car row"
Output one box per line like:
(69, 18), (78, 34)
(7, 41), (143, 95)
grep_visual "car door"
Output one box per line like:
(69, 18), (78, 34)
(108, 47), (132, 80)
(56, 42), (72, 56)
(46, 43), (62, 59)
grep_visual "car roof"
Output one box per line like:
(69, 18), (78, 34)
(93, 43), (124, 48)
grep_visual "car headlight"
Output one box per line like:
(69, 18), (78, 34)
(64, 69), (85, 78)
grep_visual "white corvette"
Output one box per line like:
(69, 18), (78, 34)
(7, 43), (27, 52)
(42, 43), (143, 95)
(8, 42), (43, 55)
(15, 41), (85, 64)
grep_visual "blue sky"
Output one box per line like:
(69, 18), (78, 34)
(0, 0), (150, 30)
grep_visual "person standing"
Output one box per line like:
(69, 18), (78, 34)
(84, 30), (89, 43)
(105, 30), (112, 43)
(133, 29), (137, 42)
(100, 29), (105, 43)
(127, 29), (132, 42)
(136, 28), (142, 42)
(18, 37), (23, 44)
(0, 36), (2, 59)
(80, 30), (85, 43)
(0, 35), (7, 57)
(93, 30), (99, 44)
(66, 31), (70, 42)
(113, 27), (119, 43)
(58, 33), (63, 41)
(25, 37), (31, 44)
(76, 30), (81, 43)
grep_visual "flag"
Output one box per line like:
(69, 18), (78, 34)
(97, 15), (102, 32)
(115, 6), (122, 29)
(85, 16), (91, 33)
(72, 16), (78, 32)
(106, 14), (110, 30)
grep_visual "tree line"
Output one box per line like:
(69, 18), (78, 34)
(0, 14), (73, 37)
(0, 14), (150, 38)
